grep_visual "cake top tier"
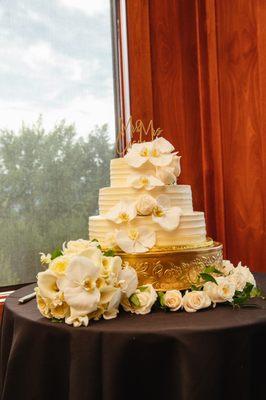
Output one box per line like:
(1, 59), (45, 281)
(111, 137), (181, 187)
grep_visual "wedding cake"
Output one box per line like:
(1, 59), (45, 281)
(89, 136), (222, 290)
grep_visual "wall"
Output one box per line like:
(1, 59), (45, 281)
(125, 0), (266, 271)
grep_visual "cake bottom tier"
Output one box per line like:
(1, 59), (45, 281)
(118, 242), (223, 290)
(89, 212), (207, 250)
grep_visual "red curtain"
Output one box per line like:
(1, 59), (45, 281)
(122, 0), (266, 272)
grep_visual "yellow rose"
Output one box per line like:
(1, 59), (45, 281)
(49, 256), (71, 276)
(50, 302), (70, 319)
(35, 288), (51, 318)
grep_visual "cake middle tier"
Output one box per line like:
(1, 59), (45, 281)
(99, 185), (193, 214)
(89, 211), (207, 250)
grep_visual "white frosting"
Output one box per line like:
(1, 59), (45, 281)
(99, 185), (193, 214)
(110, 158), (157, 187)
(89, 212), (207, 249)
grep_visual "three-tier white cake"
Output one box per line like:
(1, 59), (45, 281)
(89, 137), (209, 252)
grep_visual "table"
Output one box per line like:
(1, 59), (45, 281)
(1, 274), (266, 400)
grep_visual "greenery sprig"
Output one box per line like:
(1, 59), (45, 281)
(51, 247), (63, 260)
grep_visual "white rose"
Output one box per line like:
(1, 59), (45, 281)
(228, 262), (256, 291)
(63, 239), (99, 255)
(122, 284), (157, 315)
(221, 260), (235, 275)
(182, 290), (211, 312)
(136, 194), (157, 216)
(164, 290), (183, 311)
(134, 284), (157, 314)
(204, 277), (235, 304)
(118, 264), (138, 297)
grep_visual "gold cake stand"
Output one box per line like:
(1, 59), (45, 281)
(116, 238), (223, 291)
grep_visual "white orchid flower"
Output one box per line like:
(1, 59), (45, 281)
(156, 167), (177, 185)
(127, 174), (164, 190)
(100, 255), (122, 286)
(102, 288), (121, 320)
(115, 227), (156, 253)
(125, 137), (175, 168)
(37, 269), (60, 300)
(118, 264), (138, 297)
(152, 195), (182, 231)
(170, 154), (181, 176)
(57, 256), (101, 315)
(78, 246), (103, 268)
(156, 155), (181, 185)
(39, 252), (52, 265)
(65, 311), (89, 327)
(105, 200), (137, 224)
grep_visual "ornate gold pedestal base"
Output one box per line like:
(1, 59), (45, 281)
(117, 242), (223, 291)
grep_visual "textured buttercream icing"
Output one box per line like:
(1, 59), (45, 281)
(89, 212), (206, 249)
(88, 137), (208, 253)
(110, 158), (156, 187)
(99, 185), (193, 214)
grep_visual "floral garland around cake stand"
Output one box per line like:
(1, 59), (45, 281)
(34, 239), (265, 328)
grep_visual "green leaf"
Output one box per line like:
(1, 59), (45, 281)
(232, 282), (255, 307)
(200, 273), (217, 284)
(50, 317), (64, 323)
(92, 239), (102, 249)
(103, 249), (115, 257)
(191, 284), (201, 291)
(250, 286), (266, 299)
(245, 282), (254, 295)
(157, 291), (165, 307)
(138, 285), (148, 292)
(203, 266), (223, 275)
(129, 293), (141, 307)
(51, 247), (63, 260)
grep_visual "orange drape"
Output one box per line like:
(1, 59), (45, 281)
(122, 0), (266, 272)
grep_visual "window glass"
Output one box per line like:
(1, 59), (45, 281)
(0, 0), (116, 286)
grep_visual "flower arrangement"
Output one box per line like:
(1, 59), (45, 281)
(36, 239), (264, 327)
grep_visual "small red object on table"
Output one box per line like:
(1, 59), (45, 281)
(0, 292), (14, 321)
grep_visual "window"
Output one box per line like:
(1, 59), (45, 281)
(0, 0), (117, 286)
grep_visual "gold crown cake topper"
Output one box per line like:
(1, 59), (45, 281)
(115, 116), (163, 156)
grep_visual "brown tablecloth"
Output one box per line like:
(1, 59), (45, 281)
(1, 273), (266, 400)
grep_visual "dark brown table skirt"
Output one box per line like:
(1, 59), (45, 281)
(1, 273), (266, 400)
